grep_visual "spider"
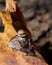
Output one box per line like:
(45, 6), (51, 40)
(8, 29), (35, 56)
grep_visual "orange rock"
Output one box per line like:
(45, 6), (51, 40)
(0, 47), (48, 65)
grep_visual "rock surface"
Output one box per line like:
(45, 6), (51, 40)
(0, 47), (48, 65)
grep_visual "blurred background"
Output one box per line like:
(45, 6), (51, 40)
(0, 0), (52, 65)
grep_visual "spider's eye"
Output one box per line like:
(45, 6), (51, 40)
(0, 18), (4, 32)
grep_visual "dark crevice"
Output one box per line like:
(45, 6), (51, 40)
(39, 42), (52, 65)
(0, 1), (5, 4)
(0, 0), (6, 10)
(0, 18), (4, 32)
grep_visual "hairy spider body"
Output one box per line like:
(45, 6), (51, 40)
(8, 30), (35, 56)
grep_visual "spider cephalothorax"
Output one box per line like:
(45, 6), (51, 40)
(8, 29), (35, 56)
